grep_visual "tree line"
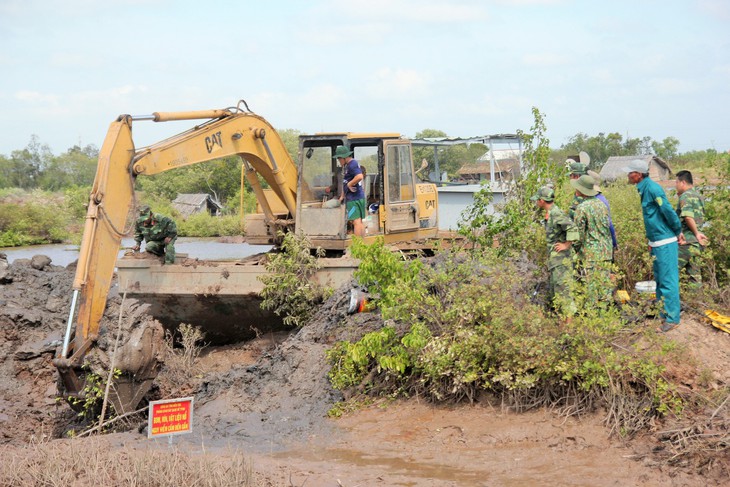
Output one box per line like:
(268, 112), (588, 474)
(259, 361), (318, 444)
(0, 130), (721, 204)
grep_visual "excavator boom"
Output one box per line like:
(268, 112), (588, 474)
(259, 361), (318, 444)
(54, 101), (441, 411)
(54, 105), (300, 406)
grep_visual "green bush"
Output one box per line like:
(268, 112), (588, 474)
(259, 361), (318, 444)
(459, 107), (566, 262)
(0, 198), (71, 246)
(176, 212), (243, 237)
(259, 232), (332, 327)
(329, 243), (686, 435)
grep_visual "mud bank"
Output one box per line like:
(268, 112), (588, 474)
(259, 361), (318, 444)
(1, 253), (728, 485)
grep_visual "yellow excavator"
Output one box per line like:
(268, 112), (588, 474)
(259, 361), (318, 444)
(53, 100), (441, 412)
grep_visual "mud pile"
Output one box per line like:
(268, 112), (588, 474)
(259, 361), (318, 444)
(192, 281), (383, 451)
(0, 254), (73, 444)
(0, 254), (167, 442)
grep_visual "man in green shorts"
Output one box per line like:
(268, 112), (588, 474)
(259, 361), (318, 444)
(334, 145), (365, 237)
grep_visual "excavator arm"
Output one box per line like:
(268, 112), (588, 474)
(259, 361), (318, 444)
(54, 103), (299, 405)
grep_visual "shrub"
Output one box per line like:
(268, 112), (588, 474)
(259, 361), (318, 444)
(259, 232), (333, 327)
(176, 212), (243, 237)
(458, 107), (566, 262)
(328, 245), (686, 435)
(0, 199), (71, 246)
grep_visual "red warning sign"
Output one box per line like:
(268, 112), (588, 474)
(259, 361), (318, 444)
(148, 397), (194, 438)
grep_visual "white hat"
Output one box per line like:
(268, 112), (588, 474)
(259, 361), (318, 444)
(622, 159), (649, 173)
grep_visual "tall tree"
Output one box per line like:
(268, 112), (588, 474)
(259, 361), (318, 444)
(276, 128), (302, 162)
(1, 136), (52, 188)
(38, 144), (99, 190)
(651, 136), (680, 161)
(562, 132), (655, 170)
(137, 156), (242, 205)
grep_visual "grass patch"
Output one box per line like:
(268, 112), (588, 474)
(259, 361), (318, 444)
(0, 438), (258, 487)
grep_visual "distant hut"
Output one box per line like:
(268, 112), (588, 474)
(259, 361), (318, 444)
(599, 155), (672, 182)
(172, 193), (222, 219)
(457, 149), (521, 184)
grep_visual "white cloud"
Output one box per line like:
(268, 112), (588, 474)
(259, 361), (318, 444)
(589, 68), (618, 85)
(15, 91), (60, 104)
(302, 22), (392, 47)
(50, 52), (105, 69)
(494, 0), (565, 6)
(13, 85), (149, 119)
(366, 68), (430, 99)
(521, 52), (570, 67)
(328, 0), (488, 23)
(471, 94), (533, 117)
(649, 78), (698, 96)
(697, 0), (730, 20)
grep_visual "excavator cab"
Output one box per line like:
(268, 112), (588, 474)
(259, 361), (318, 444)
(295, 134), (438, 249)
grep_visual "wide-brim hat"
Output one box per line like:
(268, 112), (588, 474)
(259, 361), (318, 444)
(622, 158), (649, 173)
(570, 175), (598, 196)
(332, 146), (353, 159)
(587, 170), (602, 192)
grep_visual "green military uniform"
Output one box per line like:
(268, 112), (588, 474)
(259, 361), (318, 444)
(134, 207), (177, 264)
(532, 186), (578, 316)
(676, 187), (705, 286)
(572, 196), (613, 304)
(568, 195), (584, 220)
(567, 162), (587, 219)
(545, 204), (579, 316)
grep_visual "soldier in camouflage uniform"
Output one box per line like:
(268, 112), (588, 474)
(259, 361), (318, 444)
(133, 205), (178, 264)
(532, 185), (579, 317)
(570, 175), (613, 304)
(675, 170), (708, 287)
(567, 161), (588, 219)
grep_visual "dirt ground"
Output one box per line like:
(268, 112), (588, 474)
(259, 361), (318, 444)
(1, 253), (729, 485)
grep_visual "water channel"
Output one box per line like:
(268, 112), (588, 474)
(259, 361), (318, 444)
(0, 237), (273, 267)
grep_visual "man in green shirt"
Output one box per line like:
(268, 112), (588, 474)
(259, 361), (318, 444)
(532, 185), (578, 317)
(675, 170), (708, 287)
(133, 205), (178, 264)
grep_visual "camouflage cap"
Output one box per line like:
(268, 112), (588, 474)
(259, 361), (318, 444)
(138, 205), (152, 217)
(568, 162), (588, 176)
(530, 185), (555, 202)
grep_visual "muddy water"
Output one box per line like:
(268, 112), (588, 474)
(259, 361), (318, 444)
(0, 238), (272, 267)
(255, 401), (688, 487)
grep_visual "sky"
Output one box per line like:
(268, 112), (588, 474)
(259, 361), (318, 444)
(0, 0), (728, 157)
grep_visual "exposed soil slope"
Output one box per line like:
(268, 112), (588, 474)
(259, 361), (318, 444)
(0, 254), (728, 485)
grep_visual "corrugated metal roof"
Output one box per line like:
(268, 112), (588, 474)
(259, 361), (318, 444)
(457, 159), (520, 175)
(599, 155), (672, 181)
(411, 134), (521, 147)
(172, 193), (222, 219)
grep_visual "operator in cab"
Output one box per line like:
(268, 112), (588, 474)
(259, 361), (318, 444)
(334, 145), (365, 237)
(132, 205), (178, 264)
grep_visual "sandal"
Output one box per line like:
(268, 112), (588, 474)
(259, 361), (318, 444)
(657, 322), (679, 333)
